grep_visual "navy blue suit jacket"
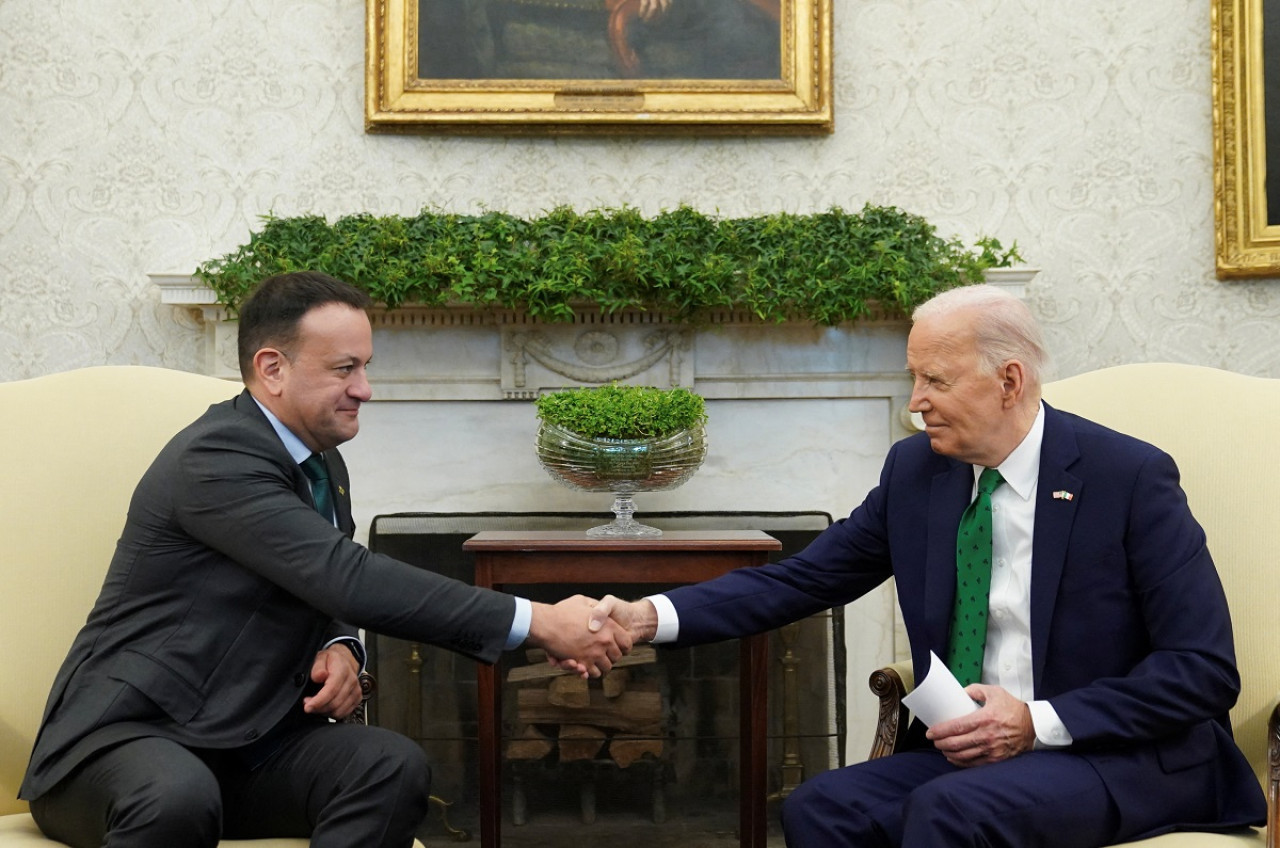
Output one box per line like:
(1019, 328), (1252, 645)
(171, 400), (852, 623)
(664, 403), (1264, 836)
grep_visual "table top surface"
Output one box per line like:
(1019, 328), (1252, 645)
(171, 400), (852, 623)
(462, 529), (782, 551)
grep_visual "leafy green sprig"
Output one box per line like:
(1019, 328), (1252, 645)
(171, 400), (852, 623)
(534, 385), (707, 440)
(974, 236), (1023, 268)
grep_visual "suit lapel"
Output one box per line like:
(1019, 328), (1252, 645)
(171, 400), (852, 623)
(1029, 404), (1083, 691)
(232, 390), (356, 537)
(290, 457), (316, 509)
(233, 390), (317, 505)
(327, 450), (356, 537)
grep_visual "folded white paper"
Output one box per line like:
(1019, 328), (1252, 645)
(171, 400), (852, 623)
(901, 651), (980, 727)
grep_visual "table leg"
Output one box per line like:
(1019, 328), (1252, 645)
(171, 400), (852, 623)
(478, 645), (502, 846)
(741, 633), (769, 848)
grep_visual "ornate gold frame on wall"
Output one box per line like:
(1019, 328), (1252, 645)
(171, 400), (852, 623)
(1213, 0), (1280, 277)
(365, 0), (831, 134)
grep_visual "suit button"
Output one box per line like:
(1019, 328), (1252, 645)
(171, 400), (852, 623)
(294, 673), (307, 687)
(244, 729), (260, 741)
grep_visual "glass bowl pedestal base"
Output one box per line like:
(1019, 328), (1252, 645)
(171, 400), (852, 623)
(588, 493), (663, 537)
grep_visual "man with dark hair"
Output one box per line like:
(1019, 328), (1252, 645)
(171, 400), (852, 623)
(590, 284), (1265, 847)
(21, 271), (630, 847)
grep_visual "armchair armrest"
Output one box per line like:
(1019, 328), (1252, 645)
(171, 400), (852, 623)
(1268, 699), (1280, 848)
(343, 671), (378, 725)
(867, 661), (914, 760)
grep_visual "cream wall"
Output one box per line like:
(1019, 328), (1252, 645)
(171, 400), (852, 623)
(3, 0), (1279, 380)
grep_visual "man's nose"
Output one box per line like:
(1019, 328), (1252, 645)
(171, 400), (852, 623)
(351, 371), (373, 402)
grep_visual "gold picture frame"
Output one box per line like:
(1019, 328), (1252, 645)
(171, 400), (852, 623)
(365, 0), (831, 134)
(1213, 0), (1280, 276)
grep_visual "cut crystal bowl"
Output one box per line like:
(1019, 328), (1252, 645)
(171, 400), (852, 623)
(535, 421), (707, 537)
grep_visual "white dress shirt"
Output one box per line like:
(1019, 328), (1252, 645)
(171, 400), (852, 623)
(980, 403), (1071, 747)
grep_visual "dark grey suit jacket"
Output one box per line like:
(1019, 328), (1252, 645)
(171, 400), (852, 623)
(20, 390), (515, 799)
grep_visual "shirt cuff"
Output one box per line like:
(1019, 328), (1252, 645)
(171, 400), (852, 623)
(506, 596), (532, 651)
(645, 593), (679, 643)
(1028, 700), (1073, 749)
(323, 636), (367, 671)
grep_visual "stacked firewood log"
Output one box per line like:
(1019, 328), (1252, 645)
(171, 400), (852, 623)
(506, 646), (665, 768)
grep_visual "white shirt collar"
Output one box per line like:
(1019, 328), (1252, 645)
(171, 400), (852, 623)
(983, 401), (1045, 502)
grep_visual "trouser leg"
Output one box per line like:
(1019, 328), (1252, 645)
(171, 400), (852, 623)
(782, 749), (955, 846)
(783, 749), (1121, 848)
(899, 750), (1119, 848)
(30, 737), (222, 848)
(218, 721), (432, 848)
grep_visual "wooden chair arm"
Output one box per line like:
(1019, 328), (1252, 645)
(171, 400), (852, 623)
(343, 671), (378, 726)
(867, 661), (914, 760)
(359, 670), (377, 700)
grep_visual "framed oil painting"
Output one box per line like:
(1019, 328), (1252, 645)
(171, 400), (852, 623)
(365, 0), (831, 133)
(1213, 0), (1280, 276)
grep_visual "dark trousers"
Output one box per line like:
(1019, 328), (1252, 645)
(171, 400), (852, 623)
(781, 749), (1127, 848)
(30, 723), (431, 848)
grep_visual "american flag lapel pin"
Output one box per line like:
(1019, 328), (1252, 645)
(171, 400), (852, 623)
(1052, 490), (1074, 501)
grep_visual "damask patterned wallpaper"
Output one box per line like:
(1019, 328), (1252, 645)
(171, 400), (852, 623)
(2, 0), (1278, 381)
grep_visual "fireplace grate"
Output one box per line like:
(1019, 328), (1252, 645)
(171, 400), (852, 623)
(368, 510), (843, 844)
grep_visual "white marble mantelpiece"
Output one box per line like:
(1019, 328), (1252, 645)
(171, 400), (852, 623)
(153, 271), (1034, 765)
(152, 275), (928, 414)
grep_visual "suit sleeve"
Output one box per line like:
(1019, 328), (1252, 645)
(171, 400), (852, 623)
(172, 419), (516, 664)
(663, 446), (899, 646)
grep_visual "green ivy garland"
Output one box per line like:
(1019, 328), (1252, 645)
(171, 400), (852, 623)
(195, 204), (1019, 325)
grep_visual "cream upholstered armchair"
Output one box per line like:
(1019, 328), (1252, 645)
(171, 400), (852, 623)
(0, 367), (423, 847)
(867, 363), (1280, 847)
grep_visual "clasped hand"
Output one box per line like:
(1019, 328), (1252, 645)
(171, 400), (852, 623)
(537, 597), (1041, 767)
(925, 684), (1036, 767)
(303, 644), (364, 719)
(529, 594), (636, 678)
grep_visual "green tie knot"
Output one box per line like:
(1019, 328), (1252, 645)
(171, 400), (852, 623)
(977, 466), (1004, 496)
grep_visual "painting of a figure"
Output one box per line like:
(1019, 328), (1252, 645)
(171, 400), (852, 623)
(417, 0), (781, 80)
(366, 0), (830, 132)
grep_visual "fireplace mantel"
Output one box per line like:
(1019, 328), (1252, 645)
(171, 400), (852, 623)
(153, 270), (1031, 420)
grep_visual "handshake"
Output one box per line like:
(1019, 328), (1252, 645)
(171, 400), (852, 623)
(526, 594), (659, 678)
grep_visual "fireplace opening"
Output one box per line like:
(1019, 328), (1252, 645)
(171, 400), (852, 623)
(368, 511), (842, 846)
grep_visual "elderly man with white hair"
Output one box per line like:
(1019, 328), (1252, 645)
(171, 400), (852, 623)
(590, 284), (1265, 847)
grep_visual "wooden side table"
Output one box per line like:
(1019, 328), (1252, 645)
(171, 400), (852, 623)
(463, 530), (783, 848)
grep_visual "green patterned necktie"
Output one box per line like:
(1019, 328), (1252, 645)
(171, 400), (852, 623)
(300, 453), (334, 521)
(946, 467), (1005, 687)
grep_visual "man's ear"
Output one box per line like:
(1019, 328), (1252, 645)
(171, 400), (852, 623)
(253, 348), (288, 397)
(1001, 360), (1026, 407)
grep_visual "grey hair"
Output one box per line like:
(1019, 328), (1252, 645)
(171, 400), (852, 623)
(912, 284), (1049, 389)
